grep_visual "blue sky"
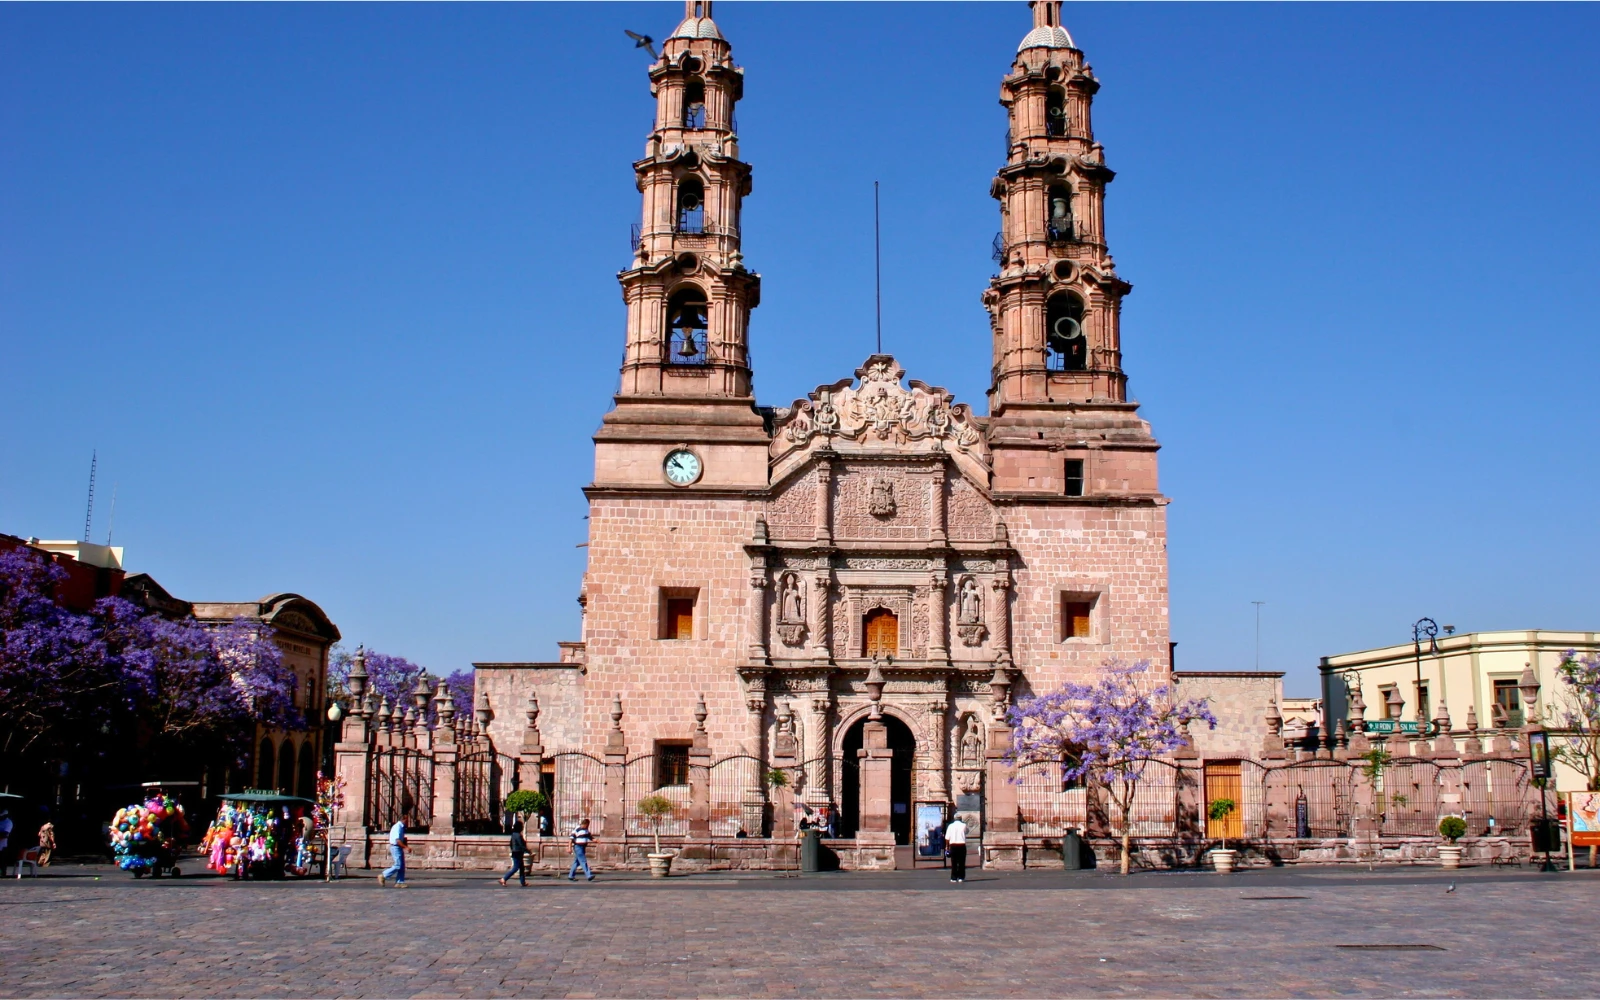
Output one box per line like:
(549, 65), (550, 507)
(3, 3), (1596, 696)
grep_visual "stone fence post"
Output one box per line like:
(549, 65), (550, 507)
(689, 695), (712, 838)
(603, 695), (628, 838)
(518, 690), (544, 838)
(430, 685), (458, 837)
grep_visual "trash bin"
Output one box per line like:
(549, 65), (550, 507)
(1062, 829), (1082, 870)
(800, 828), (822, 873)
(1532, 818), (1563, 855)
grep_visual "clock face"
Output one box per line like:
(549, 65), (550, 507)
(663, 449), (702, 486)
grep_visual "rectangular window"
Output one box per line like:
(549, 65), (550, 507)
(659, 588), (699, 640)
(1493, 679), (1524, 727)
(1417, 683), (1430, 725)
(1064, 459), (1085, 497)
(1380, 685), (1402, 720)
(1061, 597), (1094, 640)
(656, 742), (690, 788)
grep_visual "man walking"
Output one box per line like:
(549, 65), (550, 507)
(37, 818), (56, 867)
(379, 813), (409, 887)
(945, 812), (968, 883)
(567, 817), (595, 881)
(500, 821), (528, 886)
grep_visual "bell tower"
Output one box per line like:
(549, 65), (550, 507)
(594, 1), (770, 491)
(983, 1), (1159, 498)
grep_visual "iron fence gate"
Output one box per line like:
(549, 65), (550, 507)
(369, 745), (433, 832)
(1016, 759), (1087, 837)
(707, 754), (765, 837)
(549, 751), (606, 838)
(624, 754), (689, 838)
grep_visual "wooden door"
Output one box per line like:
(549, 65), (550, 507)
(1204, 762), (1243, 840)
(864, 609), (899, 657)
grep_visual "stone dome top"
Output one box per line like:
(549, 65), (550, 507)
(670, 16), (723, 40)
(1018, 24), (1075, 52)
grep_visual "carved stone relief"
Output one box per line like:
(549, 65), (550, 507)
(868, 478), (896, 517)
(772, 356), (988, 459)
(947, 477), (994, 542)
(955, 575), (988, 647)
(834, 467), (925, 540)
(765, 469), (819, 540)
(958, 714), (985, 767)
(775, 571), (806, 647)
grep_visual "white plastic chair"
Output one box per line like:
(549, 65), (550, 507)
(329, 845), (352, 879)
(14, 846), (41, 878)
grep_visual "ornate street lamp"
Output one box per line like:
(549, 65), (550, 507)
(1412, 618), (1439, 732)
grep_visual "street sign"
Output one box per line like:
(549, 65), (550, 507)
(1363, 719), (1426, 735)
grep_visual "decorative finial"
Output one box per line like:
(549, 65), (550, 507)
(476, 690), (492, 728)
(694, 693), (708, 732)
(412, 674), (432, 713)
(1518, 663), (1541, 725)
(611, 695), (624, 731)
(525, 689), (540, 728)
(1465, 704), (1479, 733)
(1265, 697), (1282, 737)
(435, 680), (455, 728)
(865, 661), (886, 719)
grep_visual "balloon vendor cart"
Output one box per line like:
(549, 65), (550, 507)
(202, 792), (316, 880)
(109, 783), (193, 879)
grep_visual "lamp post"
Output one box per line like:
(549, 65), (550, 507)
(1519, 664), (1557, 872)
(1412, 618), (1439, 733)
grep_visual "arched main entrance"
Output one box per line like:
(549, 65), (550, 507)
(840, 714), (916, 844)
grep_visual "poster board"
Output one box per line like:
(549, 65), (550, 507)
(914, 802), (947, 867)
(1569, 792), (1600, 848)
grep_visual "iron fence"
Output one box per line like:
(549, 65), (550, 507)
(455, 744), (513, 832)
(1256, 759), (1355, 838)
(1016, 759), (1087, 837)
(1378, 757), (1441, 837)
(624, 754), (689, 838)
(1461, 758), (1531, 836)
(707, 754), (765, 837)
(549, 751), (606, 838)
(369, 745), (432, 832)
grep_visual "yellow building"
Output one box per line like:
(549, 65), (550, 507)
(1319, 629), (1599, 791)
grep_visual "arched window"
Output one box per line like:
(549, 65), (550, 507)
(1047, 184), (1074, 242)
(667, 286), (709, 364)
(683, 77), (706, 129)
(864, 609), (899, 658)
(1046, 87), (1068, 136)
(676, 177), (705, 234)
(257, 736), (274, 789)
(1047, 292), (1087, 371)
(278, 739), (295, 795)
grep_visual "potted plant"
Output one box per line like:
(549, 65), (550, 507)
(1207, 798), (1239, 873)
(637, 794), (676, 877)
(1438, 815), (1467, 870)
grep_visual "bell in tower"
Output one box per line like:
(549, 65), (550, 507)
(983, 1), (1161, 500)
(592, 0), (769, 492)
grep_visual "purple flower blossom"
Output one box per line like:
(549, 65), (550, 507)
(1555, 649), (1600, 791)
(1008, 660), (1216, 874)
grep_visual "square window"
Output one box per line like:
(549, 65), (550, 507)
(656, 742), (690, 787)
(1493, 679), (1524, 727)
(1061, 596), (1095, 640)
(659, 588), (699, 640)
(1064, 459), (1085, 497)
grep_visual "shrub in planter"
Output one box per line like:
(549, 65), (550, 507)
(1438, 815), (1467, 843)
(637, 794), (675, 862)
(504, 789), (548, 833)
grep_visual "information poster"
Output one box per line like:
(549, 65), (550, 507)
(1570, 792), (1600, 848)
(915, 803), (946, 859)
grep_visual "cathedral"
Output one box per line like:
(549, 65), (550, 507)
(477, 0), (1176, 857)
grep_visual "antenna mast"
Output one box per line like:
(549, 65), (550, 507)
(105, 483), (119, 546)
(874, 180), (882, 354)
(83, 450), (97, 543)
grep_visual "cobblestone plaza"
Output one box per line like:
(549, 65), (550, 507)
(5, 865), (1596, 998)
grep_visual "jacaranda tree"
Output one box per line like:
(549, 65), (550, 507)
(1554, 649), (1600, 791)
(326, 644), (473, 723)
(1008, 660), (1216, 874)
(0, 545), (299, 779)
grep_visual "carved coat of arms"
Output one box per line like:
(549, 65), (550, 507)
(868, 478), (897, 518)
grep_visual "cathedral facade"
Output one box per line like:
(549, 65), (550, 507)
(483, 0), (1169, 848)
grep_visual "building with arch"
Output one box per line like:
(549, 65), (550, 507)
(483, 1), (1176, 864)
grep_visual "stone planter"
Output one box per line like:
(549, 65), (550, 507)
(1209, 848), (1238, 873)
(648, 852), (675, 878)
(1438, 845), (1462, 870)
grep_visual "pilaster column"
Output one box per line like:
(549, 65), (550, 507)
(747, 571), (770, 664)
(805, 693), (832, 806)
(808, 572), (832, 662)
(990, 576), (1012, 656)
(744, 686), (769, 836)
(814, 459), (834, 545)
(927, 571), (950, 665)
(924, 699), (949, 800)
(929, 471), (947, 545)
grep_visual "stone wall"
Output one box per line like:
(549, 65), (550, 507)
(1172, 671), (1283, 758)
(475, 663), (586, 755)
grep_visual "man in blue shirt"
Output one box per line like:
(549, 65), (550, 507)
(380, 813), (409, 888)
(567, 817), (595, 881)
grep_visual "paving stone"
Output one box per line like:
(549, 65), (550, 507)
(2, 864), (1596, 997)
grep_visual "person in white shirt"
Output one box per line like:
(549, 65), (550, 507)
(379, 814), (409, 887)
(945, 815), (968, 883)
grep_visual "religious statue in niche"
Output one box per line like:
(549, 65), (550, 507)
(955, 576), (987, 646)
(776, 572), (806, 646)
(869, 478), (897, 518)
(958, 714), (985, 768)
(774, 700), (799, 758)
